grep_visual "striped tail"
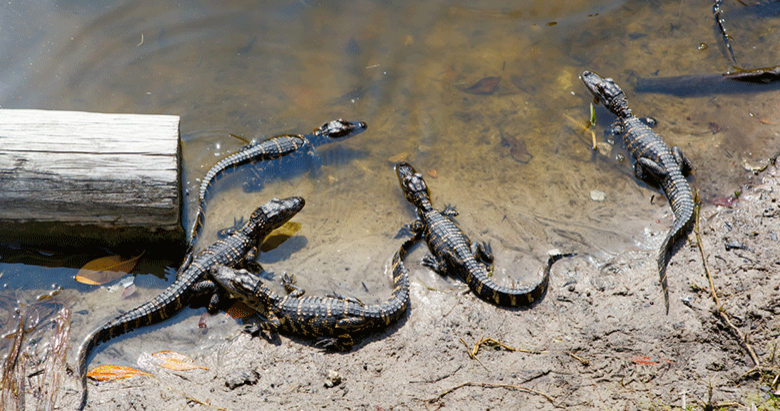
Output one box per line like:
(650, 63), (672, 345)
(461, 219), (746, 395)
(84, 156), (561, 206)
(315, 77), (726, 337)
(379, 231), (421, 322)
(76, 276), (197, 410)
(188, 135), (307, 248)
(658, 171), (695, 314)
(466, 252), (572, 306)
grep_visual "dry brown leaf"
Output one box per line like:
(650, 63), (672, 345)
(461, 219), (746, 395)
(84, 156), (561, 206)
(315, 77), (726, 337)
(387, 152), (409, 163)
(151, 351), (208, 371)
(87, 364), (151, 381)
(75, 251), (145, 285)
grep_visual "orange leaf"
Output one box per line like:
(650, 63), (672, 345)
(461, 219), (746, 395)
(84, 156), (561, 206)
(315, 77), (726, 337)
(631, 356), (659, 366)
(87, 364), (151, 381)
(226, 301), (256, 319)
(151, 351), (208, 371)
(76, 251), (145, 285)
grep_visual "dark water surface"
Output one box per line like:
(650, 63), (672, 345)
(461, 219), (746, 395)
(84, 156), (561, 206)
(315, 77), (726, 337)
(1, 0), (779, 382)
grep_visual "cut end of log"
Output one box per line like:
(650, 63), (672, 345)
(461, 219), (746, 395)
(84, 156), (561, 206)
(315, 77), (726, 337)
(0, 109), (184, 250)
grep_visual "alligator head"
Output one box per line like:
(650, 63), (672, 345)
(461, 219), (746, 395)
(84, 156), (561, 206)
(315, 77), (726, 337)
(313, 118), (368, 139)
(395, 161), (432, 211)
(245, 196), (305, 239)
(580, 70), (632, 118)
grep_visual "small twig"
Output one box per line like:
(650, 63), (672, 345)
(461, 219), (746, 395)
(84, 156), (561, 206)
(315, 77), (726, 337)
(409, 365), (463, 384)
(568, 352), (590, 366)
(427, 381), (554, 404)
(466, 336), (544, 359)
(750, 150), (780, 174)
(694, 201), (761, 369)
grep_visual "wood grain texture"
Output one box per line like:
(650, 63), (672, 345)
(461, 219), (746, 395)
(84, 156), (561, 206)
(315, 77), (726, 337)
(0, 109), (184, 248)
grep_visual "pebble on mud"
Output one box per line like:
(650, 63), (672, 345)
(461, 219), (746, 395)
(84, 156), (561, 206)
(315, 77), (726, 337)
(590, 190), (606, 202)
(225, 368), (260, 390)
(324, 370), (343, 388)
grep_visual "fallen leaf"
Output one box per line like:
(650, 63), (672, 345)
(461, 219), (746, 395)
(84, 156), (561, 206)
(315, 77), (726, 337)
(76, 251), (145, 285)
(260, 222), (301, 252)
(151, 351), (208, 371)
(226, 301), (256, 319)
(87, 364), (151, 381)
(121, 284), (137, 299)
(464, 76), (501, 95)
(630, 356), (659, 366)
(388, 152), (409, 163)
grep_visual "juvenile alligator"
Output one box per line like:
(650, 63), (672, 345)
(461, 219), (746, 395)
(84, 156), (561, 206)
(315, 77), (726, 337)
(77, 197), (305, 410)
(209, 232), (420, 350)
(581, 70), (695, 313)
(394, 161), (567, 306)
(189, 119), (366, 248)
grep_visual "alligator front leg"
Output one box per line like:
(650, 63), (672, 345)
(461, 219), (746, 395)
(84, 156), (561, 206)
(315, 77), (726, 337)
(281, 273), (306, 298)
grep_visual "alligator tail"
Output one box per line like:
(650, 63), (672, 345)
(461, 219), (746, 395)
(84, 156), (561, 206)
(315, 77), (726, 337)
(376, 232), (420, 323)
(467, 252), (573, 306)
(76, 277), (196, 410)
(658, 172), (695, 314)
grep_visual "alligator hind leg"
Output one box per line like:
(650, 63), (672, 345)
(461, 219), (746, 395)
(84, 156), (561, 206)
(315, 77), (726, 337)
(396, 219), (424, 238)
(673, 146), (693, 176)
(421, 254), (448, 275)
(244, 311), (282, 335)
(634, 157), (666, 181)
(190, 279), (226, 313)
(472, 241), (494, 265)
(326, 292), (365, 306)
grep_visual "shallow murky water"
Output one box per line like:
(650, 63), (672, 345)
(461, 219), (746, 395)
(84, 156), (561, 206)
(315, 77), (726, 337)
(1, 0), (779, 394)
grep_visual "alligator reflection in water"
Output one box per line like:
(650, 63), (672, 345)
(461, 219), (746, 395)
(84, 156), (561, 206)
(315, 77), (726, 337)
(635, 65), (780, 96)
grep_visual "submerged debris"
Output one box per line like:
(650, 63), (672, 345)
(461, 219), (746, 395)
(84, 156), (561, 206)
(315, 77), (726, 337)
(463, 76), (501, 95)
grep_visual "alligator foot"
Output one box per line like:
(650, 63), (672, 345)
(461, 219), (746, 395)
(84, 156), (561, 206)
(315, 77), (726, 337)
(441, 204), (459, 218)
(281, 273), (305, 298)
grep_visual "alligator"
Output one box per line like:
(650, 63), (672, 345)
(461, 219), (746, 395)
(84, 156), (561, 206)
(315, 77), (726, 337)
(394, 161), (567, 306)
(76, 197), (305, 410)
(580, 70), (695, 314)
(189, 119), (366, 248)
(209, 232), (420, 350)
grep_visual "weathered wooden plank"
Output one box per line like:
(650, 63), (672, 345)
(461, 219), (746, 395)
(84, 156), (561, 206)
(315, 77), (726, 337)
(0, 109), (183, 249)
